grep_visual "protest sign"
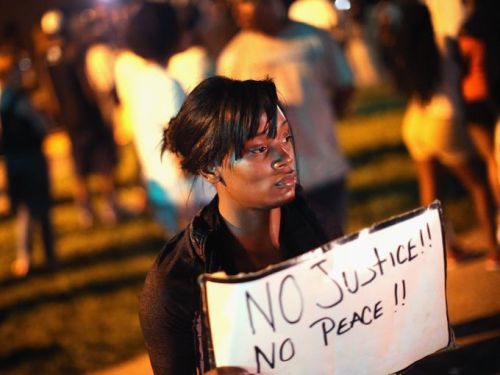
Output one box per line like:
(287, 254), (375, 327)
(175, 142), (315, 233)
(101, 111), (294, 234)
(199, 201), (452, 374)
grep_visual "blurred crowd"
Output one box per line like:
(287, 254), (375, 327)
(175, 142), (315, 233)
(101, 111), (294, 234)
(0, 0), (499, 278)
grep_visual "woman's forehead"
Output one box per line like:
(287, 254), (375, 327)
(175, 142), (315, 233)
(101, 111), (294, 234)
(256, 106), (287, 134)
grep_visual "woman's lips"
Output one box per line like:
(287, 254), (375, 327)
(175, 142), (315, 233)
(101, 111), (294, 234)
(276, 173), (297, 188)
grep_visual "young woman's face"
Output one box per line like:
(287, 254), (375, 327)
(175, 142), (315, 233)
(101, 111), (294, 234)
(214, 108), (297, 210)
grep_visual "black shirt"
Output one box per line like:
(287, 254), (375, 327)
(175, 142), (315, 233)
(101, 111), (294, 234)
(138, 191), (341, 374)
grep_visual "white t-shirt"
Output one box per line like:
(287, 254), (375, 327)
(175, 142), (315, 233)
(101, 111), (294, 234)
(85, 43), (116, 95)
(115, 50), (213, 206)
(288, 0), (340, 31)
(167, 46), (215, 94)
(218, 22), (351, 189)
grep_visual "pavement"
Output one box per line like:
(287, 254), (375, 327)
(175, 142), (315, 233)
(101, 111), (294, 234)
(90, 227), (500, 375)
(91, 355), (152, 375)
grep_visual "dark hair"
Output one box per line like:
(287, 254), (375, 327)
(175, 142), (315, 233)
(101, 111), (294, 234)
(387, 2), (441, 103)
(125, 3), (180, 65)
(162, 76), (281, 175)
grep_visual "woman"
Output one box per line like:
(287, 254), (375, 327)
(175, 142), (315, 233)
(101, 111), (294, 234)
(458, 0), (500, 220)
(377, 1), (498, 269)
(138, 76), (341, 374)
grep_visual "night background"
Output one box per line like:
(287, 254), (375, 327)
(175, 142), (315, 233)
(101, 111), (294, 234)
(0, 0), (499, 374)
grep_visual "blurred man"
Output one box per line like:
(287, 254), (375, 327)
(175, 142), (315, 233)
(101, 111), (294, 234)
(41, 9), (120, 227)
(1, 46), (56, 277)
(218, 0), (354, 236)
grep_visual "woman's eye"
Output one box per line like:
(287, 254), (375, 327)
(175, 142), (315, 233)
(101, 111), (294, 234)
(249, 146), (268, 154)
(283, 134), (293, 143)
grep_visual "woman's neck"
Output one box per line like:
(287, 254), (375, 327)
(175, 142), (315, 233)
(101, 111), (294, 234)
(219, 203), (282, 269)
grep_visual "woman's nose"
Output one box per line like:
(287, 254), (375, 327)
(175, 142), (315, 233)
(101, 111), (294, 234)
(271, 144), (293, 170)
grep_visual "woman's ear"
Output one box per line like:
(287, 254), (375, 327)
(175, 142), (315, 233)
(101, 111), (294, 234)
(201, 165), (224, 185)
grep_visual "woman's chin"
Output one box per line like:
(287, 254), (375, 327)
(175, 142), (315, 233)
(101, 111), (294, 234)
(269, 188), (296, 207)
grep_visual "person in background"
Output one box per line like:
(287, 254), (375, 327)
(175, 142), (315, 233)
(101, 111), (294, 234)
(114, 2), (213, 234)
(218, 0), (354, 237)
(458, 0), (500, 257)
(167, 1), (215, 94)
(376, 1), (498, 270)
(289, 0), (380, 87)
(84, 10), (120, 137)
(41, 9), (120, 228)
(0, 46), (56, 277)
(167, 0), (238, 94)
(139, 76), (341, 374)
(288, 0), (346, 46)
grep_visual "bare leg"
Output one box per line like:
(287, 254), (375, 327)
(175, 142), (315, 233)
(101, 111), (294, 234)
(414, 159), (438, 205)
(75, 176), (94, 227)
(467, 123), (500, 208)
(414, 159), (464, 261)
(39, 209), (56, 266)
(99, 173), (118, 225)
(448, 160), (498, 258)
(12, 204), (32, 277)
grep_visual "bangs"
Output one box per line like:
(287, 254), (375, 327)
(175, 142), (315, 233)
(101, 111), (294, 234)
(222, 79), (279, 163)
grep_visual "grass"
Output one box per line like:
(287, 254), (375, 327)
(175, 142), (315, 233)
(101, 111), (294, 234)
(0, 143), (166, 375)
(342, 107), (420, 230)
(0, 86), (477, 374)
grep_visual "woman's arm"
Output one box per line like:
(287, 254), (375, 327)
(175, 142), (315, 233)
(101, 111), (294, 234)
(139, 272), (199, 374)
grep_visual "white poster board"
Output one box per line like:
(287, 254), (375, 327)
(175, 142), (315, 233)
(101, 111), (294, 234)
(199, 202), (452, 375)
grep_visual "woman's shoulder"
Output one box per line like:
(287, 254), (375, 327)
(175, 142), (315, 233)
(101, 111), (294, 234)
(139, 229), (202, 310)
(151, 229), (201, 281)
(143, 199), (219, 291)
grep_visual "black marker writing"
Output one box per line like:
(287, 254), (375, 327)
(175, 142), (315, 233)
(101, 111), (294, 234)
(342, 270), (360, 294)
(246, 282), (275, 335)
(254, 338), (295, 373)
(372, 247), (388, 276)
(309, 301), (384, 343)
(279, 275), (304, 324)
(394, 280), (407, 309)
(310, 259), (344, 309)
(360, 267), (377, 287)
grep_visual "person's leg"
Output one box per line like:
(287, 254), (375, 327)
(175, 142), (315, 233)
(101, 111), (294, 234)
(448, 160), (499, 268)
(99, 173), (119, 225)
(467, 123), (500, 208)
(495, 117), (500, 186)
(69, 131), (96, 228)
(75, 175), (94, 228)
(413, 159), (438, 206)
(414, 159), (467, 263)
(39, 208), (56, 267)
(11, 204), (32, 277)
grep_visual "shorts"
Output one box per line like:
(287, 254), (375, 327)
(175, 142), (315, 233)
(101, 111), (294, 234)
(402, 102), (473, 166)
